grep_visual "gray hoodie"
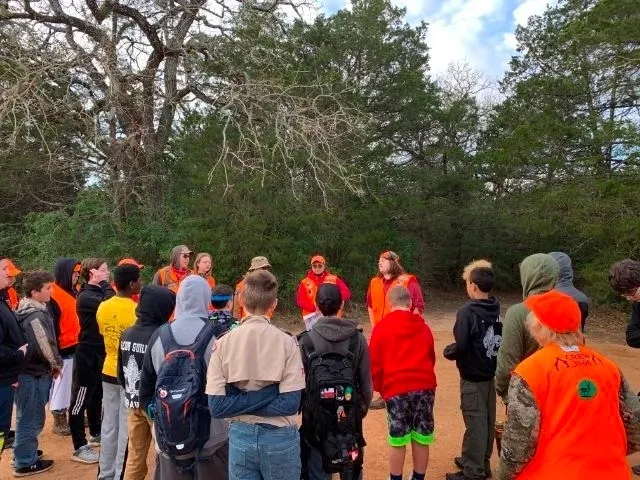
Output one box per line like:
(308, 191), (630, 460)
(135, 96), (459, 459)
(301, 317), (373, 415)
(549, 252), (589, 330)
(140, 275), (228, 457)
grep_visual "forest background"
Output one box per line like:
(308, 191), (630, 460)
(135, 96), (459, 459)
(0, 0), (637, 309)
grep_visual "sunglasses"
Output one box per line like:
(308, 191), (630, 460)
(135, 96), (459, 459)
(311, 263), (324, 268)
(181, 253), (191, 258)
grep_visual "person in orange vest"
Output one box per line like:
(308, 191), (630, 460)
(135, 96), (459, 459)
(367, 251), (425, 327)
(116, 258), (144, 302)
(152, 245), (192, 293)
(296, 255), (351, 331)
(48, 258), (82, 437)
(193, 252), (216, 289)
(4, 260), (21, 310)
(233, 256), (272, 319)
(497, 289), (640, 480)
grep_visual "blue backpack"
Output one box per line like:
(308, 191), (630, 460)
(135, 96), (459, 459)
(153, 322), (215, 469)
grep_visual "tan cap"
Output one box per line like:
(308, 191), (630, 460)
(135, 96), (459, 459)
(249, 256), (271, 271)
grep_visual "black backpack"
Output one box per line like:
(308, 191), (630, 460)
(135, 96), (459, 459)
(300, 332), (365, 474)
(153, 322), (215, 470)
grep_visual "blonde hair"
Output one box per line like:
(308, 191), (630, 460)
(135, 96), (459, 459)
(462, 259), (493, 282)
(242, 270), (278, 315)
(193, 253), (212, 275)
(526, 312), (584, 348)
(387, 285), (411, 308)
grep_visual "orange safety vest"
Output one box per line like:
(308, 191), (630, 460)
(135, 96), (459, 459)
(300, 274), (343, 318)
(368, 274), (414, 326)
(514, 343), (628, 479)
(50, 283), (81, 350)
(7, 287), (19, 310)
(157, 266), (183, 294)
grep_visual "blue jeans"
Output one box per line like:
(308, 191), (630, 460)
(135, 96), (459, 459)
(229, 422), (300, 480)
(13, 375), (52, 469)
(0, 385), (15, 453)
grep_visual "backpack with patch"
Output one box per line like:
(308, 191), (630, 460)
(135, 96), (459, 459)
(300, 332), (365, 473)
(153, 321), (215, 469)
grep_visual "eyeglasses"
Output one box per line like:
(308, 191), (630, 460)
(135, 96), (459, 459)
(623, 286), (640, 300)
(311, 263), (324, 268)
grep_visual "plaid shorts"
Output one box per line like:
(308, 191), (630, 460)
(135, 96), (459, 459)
(386, 389), (435, 447)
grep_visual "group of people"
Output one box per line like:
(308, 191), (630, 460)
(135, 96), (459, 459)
(0, 246), (639, 480)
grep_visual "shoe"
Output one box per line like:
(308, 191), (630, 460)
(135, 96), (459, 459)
(454, 456), (464, 469)
(52, 411), (71, 436)
(5, 430), (15, 449)
(369, 395), (386, 410)
(13, 459), (54, 477)
(71, 445), (99, 464)
(11, 450), (44, 466)
(632, 465), (640, 476)
(88, 434), (101, 447)
(445, 472), (472, 480)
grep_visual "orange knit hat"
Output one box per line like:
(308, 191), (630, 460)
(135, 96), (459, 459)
(524, 289), (581, 333)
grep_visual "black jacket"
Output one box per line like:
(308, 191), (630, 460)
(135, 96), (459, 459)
(0, 296), (26, 386)
(75, 281), (114, 381)
(117, 286), (175, 409)
(48, 258), (79, 357)
(444, 297), (502, 382)
(626, 302), (640, 348)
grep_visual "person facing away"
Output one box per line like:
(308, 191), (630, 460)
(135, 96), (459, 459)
(233, 255), (273, 319)
(69, 258), (114, 465)
(548, 252), (589, 331)
(209, 284), (239, 338)
(495, 253), (559, 402)
(299, 283), (372, 480)
(0, 256), (28, 460)
(96, 264), (143, 480)
(152, 245), (192, 294)
(207, 269), (306, 480)
(13, 271), (62, 477)
(497, 289), (640, 480)
(443, 260), (502, 480)
(117, 285), (176, 480)
(296, 255), (351, 331)
(369, 286), (437, 480)
(139, 275), (229, 480)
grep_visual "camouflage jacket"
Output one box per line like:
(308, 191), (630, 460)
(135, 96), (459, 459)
(497, 373), (640, 479)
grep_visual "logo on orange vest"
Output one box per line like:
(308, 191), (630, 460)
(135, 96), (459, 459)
(577, 379), (598, 400)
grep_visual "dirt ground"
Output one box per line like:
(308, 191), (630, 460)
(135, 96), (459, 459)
(2, 293), (640, 479)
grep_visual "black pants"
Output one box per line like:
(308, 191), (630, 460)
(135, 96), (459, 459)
(0, 385), (15, 454)
(459, 378), (496, 480)
(68, 354), (103, 451)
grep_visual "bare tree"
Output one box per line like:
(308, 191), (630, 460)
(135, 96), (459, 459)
(0, 0), (366, 217)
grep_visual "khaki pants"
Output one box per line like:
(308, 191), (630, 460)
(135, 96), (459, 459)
(124, 408), (152, 480)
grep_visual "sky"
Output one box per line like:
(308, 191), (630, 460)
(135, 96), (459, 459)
(319, 0), (556, 81)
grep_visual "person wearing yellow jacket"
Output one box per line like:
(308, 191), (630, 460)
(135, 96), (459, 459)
(96, 264), (142, 480)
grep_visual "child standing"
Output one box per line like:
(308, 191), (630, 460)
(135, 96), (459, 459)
(209, 285), (239, 338)
(369, 285), (436, 480)
(443, 260), (501, 480)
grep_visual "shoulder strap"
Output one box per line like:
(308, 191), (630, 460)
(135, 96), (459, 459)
(159, 323), (178, 354)
(345, 333), (359, 361)
(299, 331), (317, 360)
(191, 321), (216, 356)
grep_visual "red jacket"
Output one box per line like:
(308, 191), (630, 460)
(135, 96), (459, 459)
(369, 309), (436, 400)
(296, 270), (351, 313)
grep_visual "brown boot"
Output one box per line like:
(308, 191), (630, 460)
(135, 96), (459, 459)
(52, 410), (71, 436)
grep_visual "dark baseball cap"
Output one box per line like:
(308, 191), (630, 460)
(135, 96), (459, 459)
(316, 283), (342, 311)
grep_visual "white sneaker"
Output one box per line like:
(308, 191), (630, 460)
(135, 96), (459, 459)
(71, 445), (99, 464)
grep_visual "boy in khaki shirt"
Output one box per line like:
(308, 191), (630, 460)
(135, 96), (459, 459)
(207, 270), (305, 479)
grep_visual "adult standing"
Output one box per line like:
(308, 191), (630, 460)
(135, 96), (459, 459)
(233, 256), (272, 320)
(296, 255), (351, 331)
(4, 260), (21, 310)
(193, 253), (216, 289)
(69, 258), (114, 464)
(548, 252), (589, 331)
(48, 258), (81, 436)
(152, 245), (192, 294)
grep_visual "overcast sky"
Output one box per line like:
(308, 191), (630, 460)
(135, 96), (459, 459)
(320, 0), (557, 80)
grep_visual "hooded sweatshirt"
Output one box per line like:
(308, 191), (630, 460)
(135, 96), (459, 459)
(369, 309), (436, 400)
(48, 257), (80, 356)
(140, 275), (228, 456)
(548, 252), (589, 330)
(118, 285), (176, 408)
(495, 253), (559, 400)
(444, 297), (502, 382)
(15, 297), (63, 377)
(301, 317), (373, 415)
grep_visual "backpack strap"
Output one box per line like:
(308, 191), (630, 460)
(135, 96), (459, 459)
(345, 332), (359, 362)
(159, 320), (215, 357)
(191, 321), (216, 356)
(299, 331), (317, 361)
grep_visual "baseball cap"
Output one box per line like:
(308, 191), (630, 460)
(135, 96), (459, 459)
(249, 256), (271, 271)
(118, 258), (145, 269)
(6, 260), (21, 277)
(524, 289), (581, 333)
(316, 283), (342, 311)
(311, 255), (326, 265)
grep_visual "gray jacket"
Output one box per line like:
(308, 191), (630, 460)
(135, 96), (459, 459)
(15, 298), (62, 377)
(549, 252), (589, 329)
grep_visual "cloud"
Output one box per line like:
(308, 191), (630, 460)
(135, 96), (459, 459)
(513, 0), (551, 26)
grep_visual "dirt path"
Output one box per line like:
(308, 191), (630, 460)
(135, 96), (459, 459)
(2, 297), (640, 479)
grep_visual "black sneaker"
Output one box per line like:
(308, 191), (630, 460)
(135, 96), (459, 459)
(445, 472), (473, 480)
(13, 459), (54, 477)
(454, 457), (464, 469)
(11, 450), (44, 466)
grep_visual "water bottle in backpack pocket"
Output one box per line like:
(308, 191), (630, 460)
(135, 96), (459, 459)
(153, 322), (215, 468)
